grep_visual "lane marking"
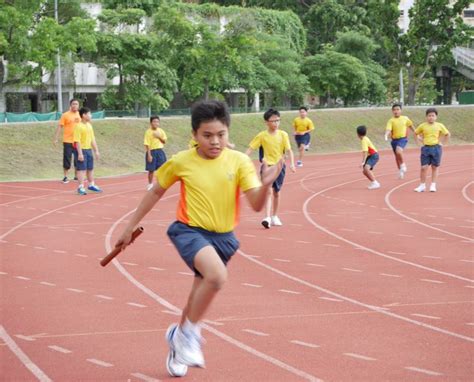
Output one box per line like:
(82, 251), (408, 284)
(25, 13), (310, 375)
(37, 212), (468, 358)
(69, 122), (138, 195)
(323, 243), (340, 247)
(343, 353), (376, 361)
(15, 335), (36, 341)
(411, 314), (441, 320)
(148, 267), (164, 271)
(387, 251), (406, 255)
(95, 294), (114, 300)
(16, 276), (30, 280)
(342, 268), (362, 273)
(66, 288), (84, 293)
(48, 345), (72, 354)
(0, 326), (52, 381)
(296, 240), (311, 244)
(242, 329), (269, 336)
(423, 256), (442, 259)
(420, 279), (444, 284)
(86, 358), (114, 367)
(274, 258), (290, 263)
(39, 281), (56, 286)
(461, 181), (474, 204)
(279, 289), (301, 295)
(319, 297), (343, 302)
(130, 372), (160, 382)
(242, 283), (262, 288)
(306, 263), (325, 267)
(404, 366), (442, 376)
(290, 340), (320, 349)
(127, 302), (147, 308)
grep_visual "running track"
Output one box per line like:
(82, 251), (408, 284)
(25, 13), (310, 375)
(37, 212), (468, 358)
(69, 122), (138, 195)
(1, 146), (473, 381)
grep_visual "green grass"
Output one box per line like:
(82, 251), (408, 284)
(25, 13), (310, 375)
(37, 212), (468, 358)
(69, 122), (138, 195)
(1, 105), (473, 181)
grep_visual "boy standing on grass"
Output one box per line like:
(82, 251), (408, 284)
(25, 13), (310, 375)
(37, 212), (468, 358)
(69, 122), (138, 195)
(115, 100), (282, 377)
(384, 103), (415, 179)
(144, 115), (167, 191)
(413, 108), (450, 193)
(292, 106), (314, 167)
(246, 108), (296, 229)
(357, 125), (380, 190)
(73, 107), (102, 195)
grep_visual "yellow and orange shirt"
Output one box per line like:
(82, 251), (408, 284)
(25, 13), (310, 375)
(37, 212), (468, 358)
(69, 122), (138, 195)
(144, 128), (167, 150)
(361, 136), (377, 156)
(73, 122), (95, 149)
(249, 130), (291, 165)
(59, 110), (81, 143)
(156, 148), (261, 233)
(386, 116), (413, 139)
(292, 117), (315, 134)
(415, 122), (449, 146)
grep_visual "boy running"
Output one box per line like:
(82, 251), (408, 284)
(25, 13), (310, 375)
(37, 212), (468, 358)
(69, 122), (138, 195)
(413, 108), (450, 193)
(357, 125), (380, 190)
(144, 115), (167, 190)
(292, 106), (314, 167)
(384, 103), (414, 179)
(246, 108), (296, 228)
(115, 100), (282, 377)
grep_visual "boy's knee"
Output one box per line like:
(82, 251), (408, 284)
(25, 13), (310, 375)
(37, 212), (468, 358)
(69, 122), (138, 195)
(205, 269), (228, 290)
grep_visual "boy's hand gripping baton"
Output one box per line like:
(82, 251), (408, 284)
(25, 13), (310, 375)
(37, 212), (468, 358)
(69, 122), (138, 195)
(100, 226), (144, 267)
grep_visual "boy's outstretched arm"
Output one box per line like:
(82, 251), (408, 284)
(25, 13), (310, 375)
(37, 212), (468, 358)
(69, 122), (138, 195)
(115, 184), (167, 250)
(244, 159), (283, 212)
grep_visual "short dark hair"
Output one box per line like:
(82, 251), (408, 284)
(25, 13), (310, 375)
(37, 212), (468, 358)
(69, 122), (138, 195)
(79, 107), (91, 118)
(392, 103), (402, 110)
(150, 115), (160, 123)
(263, 108), (280, 121)
(70, 98), (80, 105)
(356, 125), (367, 136)
(191, 100), (230, 131)
(299, 106), (308, 112)
(426, 107), (438, 116)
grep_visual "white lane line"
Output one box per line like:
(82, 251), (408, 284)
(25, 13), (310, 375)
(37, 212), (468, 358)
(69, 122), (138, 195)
(148, 267), (164, 271)
(86, 358), (114, 367)
(48, 345), (72, 354)
(459, 225), (474, 229)
(461, 181), (474, 204)
(290, 340), (320, 349)
(242, 329), (269, 336)
(306, 263), (325, 267)
(127, 302), (147, 308)
(466, 285), (474, 289)
(15, 335), (36, 341)
(242, 234), (256, 238)
(242, 283), (262, 288)
(323, 243), (340, 247)
(121, 262), (138, 266)
(53, 250), (66, 254)
(34, 246), (46, 250)
(66, 288), (84, 293)
(162, 310), (181, 316)
(397, 234), (414, 237)
(427, 237), (446, 241)
(411, 314), (441, 320)
(431, 223), (446, 227)
(16, 276), (30, 280)
(319, 297), (343, 302)
(279, 289), (301, 295)
(296, 240), (311, 244)
(83, 232), (95, 235)
(343, 353), (376, 361)
(15, 243), (27, 247)
(460, 259), (474, 263)
(268, 237), (283, 241)
(0, 326), (52, 382)
(381, 273), (401, 278)
(423, 256), (442, 259)
(387, 251), (406, 255)
(39, 281), (56, 286)
(342, 268), (362, 273)
(95, 294), (114, 300)
(178, 272), (194, 276)
(74, 254), (88, 258)
(0, 271), (7, 275)
(466, 323), (474, 326)
(368, 231), (383, 235)
(274, 258), (291, 263)
(130, 372), (160, 382)
(404, 366), (442, 376)
(420, 279), (444, 284)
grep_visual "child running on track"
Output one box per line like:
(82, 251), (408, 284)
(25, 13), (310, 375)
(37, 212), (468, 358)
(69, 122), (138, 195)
(357, 125), (380, 190)
(292, 106), (315, 167)
(115, 100), (282, 377)
(144, 115), (167, 191)
(246, 108), (296, 228)
(384, 103), (415, 179)
(413, 108), (450, 193)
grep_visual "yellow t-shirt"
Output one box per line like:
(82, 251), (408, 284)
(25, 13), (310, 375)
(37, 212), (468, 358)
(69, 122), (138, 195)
(188, 138), (198, 149)
(144, 128), (167, 150)
(249, 130), (291, 165)
(361, 136), (377, 156)
(73, 122), (95, 149)
(386, 116), (413, 139)
(156, 148), (261, 233)
(415, 122), (450, 146)
(59, 111), (81, 143)
(292, 117), (315, 134)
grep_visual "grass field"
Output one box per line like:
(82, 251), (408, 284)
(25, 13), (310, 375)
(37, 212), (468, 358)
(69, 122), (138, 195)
(1, 105), (473, 181)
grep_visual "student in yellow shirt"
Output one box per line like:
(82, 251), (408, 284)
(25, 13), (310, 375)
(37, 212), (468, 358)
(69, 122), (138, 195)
(246, 108), (296, 228)
(73, 107), (102, 195)
(115, 100), (282, 377)
(53, 99), (81, 183)
(413, 108), (450, 193)
(357, 125), (380, 190)
(384, 103), (415, 179)
(144, 115), (167, 191)
(292, 106), (315, 167)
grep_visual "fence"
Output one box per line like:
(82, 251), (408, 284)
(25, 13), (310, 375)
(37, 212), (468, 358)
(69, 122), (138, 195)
(0, 111), (105, 123)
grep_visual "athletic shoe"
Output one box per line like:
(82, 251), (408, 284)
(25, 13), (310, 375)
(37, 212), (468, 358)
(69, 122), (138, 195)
(271, 215), (282, 226)
(430, 183), (437, 192)
(398, 169), (405, 179)
(146, 183), (154, 191)
(261, 217), (271, 229)
(296, 160), (303, 167)
(414, 184), (426, 193)
(165, 325), (188, 377)
(87, 184), (102, 193)
(62, 176), (69, 184)
(400, 164), (407, 172)
(166, 324), (205, 368)
(368, 181), (381, 190)
(77, 186), (87, 195)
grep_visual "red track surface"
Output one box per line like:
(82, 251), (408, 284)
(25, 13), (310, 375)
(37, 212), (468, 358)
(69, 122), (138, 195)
(1, 146), (473, 381)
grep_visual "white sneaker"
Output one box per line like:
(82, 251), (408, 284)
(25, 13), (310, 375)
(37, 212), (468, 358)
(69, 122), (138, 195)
(165, 325), (189, 376)
(430, 183), (437, 192)
(146, 183), (154, 191)
(400, 163), (407, 172)
(261, 217), (271, 229)
(296, 160), (303, 167)
(368, 181), (380, 190)
(414, 184), (426, 192)
(271, 215), (282, 226)
(166, 324), (205, 368)
(398, 169), (405, 179)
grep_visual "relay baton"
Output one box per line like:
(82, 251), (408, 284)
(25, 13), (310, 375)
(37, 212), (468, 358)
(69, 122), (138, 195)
(100, 226), (144, 267)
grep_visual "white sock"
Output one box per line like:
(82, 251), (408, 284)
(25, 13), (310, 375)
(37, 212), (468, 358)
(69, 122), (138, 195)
(419, 183), (426, 187)
(431, 182), (436, 187)
(182, 318), (201, 338)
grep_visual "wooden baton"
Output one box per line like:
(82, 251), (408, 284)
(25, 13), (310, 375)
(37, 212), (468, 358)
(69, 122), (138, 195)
(100, 226), (144, 267)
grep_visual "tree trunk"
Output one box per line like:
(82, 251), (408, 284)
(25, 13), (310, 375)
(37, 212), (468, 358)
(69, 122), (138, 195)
(407, 65), (417, 105)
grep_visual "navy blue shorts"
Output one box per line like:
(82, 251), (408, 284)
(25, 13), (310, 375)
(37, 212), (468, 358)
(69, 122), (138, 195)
(295, 133), (310, 147)
(63, 143), (77, 170)
(421, 145), (442, 167)
(167, 221), (240, 277)
(261, 163), (286, 192)
(258, 146), (264, 162)
(75, 149), (94, 171)
(391, 137), (408, 152)
(364, 153), (379, 170)
(145, 149), (167, 172)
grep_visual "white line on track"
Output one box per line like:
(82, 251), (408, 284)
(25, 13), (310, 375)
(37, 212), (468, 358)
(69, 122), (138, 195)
(290, 340), (320, 348)
(420, 279), (444, 284)
(343, 353), (376, 361)
(461, 181), (474, 204)
(319, 297), (343, 302)
(130, 372), (160, 382)
(66, 288), (84, 293)
(242, 329), (269, 336)
(86, 358), (114, 367)
(95, 294), (114, 300)
(306, 263), (326, 267)
(279, 289), (301, 294)
(242, 283), (262, 288)
(387, 251), (406, 255)
(148, 267), (164, 271)
(342, 268), (363, 273)
(126, 302), (147, 308)
(39, 281), (56, 286)
(380, 273), (401, 278)
(411, 314), (441, 320)
(48, 345), (72, 354)
(404, 366), (442, 376)
(0, 326), (52, 381)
